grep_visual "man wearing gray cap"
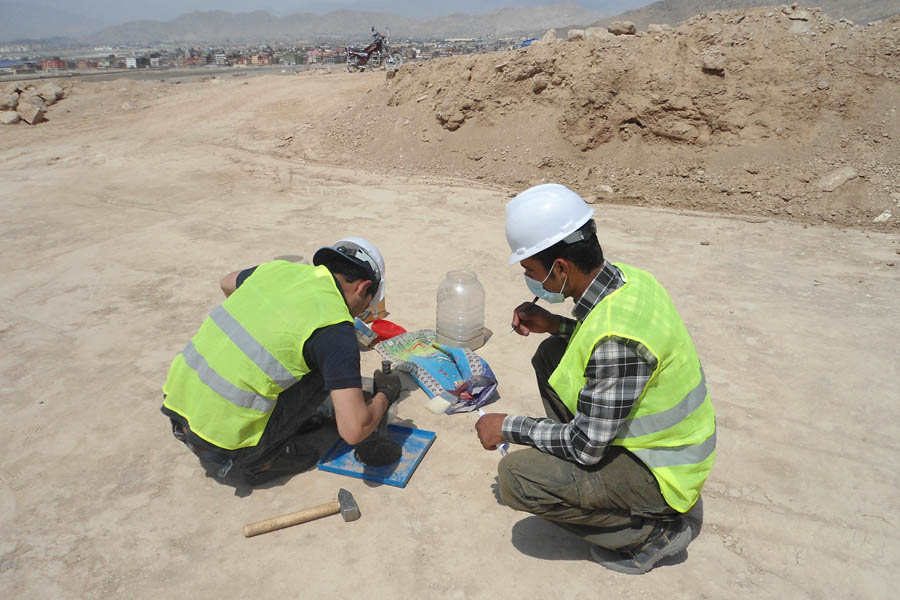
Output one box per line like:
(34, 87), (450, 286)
(161, 237), (400, 486)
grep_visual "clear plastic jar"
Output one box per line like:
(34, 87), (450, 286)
(436, 270), (485, 350)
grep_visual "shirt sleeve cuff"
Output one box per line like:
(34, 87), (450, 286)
(557, 317), (577, 337)
(325, 376), (363, 391)
(502, 415), (533, 445)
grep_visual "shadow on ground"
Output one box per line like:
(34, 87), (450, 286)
(511, 516), (593, 561)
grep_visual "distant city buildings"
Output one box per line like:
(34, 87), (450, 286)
(0, 35), (531, 76)
(40, 57), (66, 70)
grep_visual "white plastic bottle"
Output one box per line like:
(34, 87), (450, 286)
(436, 270), (485, 350)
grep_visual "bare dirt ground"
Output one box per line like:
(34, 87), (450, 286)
(1, 9), (899, 599)
(324, 7), (900, 231)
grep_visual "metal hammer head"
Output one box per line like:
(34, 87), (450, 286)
(337, 488), (360, 522)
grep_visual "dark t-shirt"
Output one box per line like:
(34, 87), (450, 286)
(237, 266), (361, 391)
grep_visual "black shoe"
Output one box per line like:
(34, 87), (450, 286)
(589, 518), (692, 575)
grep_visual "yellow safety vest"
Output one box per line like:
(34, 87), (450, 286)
(163, 261), (352, 450)
(548, 263), (716, 512)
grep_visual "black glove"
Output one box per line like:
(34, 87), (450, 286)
(373, 368), (401, 406)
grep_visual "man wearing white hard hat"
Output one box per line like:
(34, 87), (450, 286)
(161, 237), (400, 486)
(476, 184), (716, 574)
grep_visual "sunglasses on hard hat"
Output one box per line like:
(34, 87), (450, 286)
(335, 245), (381, 294)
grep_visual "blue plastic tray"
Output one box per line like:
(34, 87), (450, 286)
(317, 424), (436, 488)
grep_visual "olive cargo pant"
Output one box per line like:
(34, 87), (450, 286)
(497, 336), (678, 550)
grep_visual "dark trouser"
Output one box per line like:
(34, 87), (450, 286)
(164, 370), (329, 485)
(498, 335), (678, 550)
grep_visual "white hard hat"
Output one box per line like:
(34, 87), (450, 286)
(505, 183), (595, 264)
(313, 236), (386, 306)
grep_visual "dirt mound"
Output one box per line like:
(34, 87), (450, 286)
(322, 6), (900, 230)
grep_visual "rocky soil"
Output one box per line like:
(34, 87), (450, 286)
(321, 6), (900, 231)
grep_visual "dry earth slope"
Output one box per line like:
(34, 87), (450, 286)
(320, 6), (900, 231)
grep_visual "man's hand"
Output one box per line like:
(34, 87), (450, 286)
(475, 412), (508, 451)
(373, 369), (401, 406)
(511, 302), (559, 336)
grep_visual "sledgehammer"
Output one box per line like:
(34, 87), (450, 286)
(243, 488), (360, 537)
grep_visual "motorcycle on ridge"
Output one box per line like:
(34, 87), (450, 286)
(346, 27), (403, 72)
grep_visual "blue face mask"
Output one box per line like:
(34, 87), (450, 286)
(524, 264), (567, 304)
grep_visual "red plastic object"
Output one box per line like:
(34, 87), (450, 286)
(371, 319), (406, 342)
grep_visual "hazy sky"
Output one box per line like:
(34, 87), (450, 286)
(16, 0), (652, 24)
(1, 0), (654, 41)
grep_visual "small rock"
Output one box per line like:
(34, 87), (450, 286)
(532, 76), (549, 94)
(744, 164), (760, 174)
(0, 110), (20, 125)
(416, 94), (429, 102)
(702, 52), (726, 73)
(585, 27), (613, 41)
(817, 80), (830, 90)
(584, 195), (597, 204)
(0, 92), (18, 111)
(16, 102), (43, 124)
(36, 83), (64, 105)
(567, 28), (585, 42)
(19, 93), (46, 110)
(596, 184), (614, 199)
(541, 29), (559, 44)
(789, 10), (810, 21)
(700, 240), (711, 246)
(816, 166), (858, 191)
(608, 21), (637, 35)
(872, 211), (892, 223)
(493, 62), (507, 73)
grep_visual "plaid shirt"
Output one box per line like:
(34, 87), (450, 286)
(502, 261), (657, 465)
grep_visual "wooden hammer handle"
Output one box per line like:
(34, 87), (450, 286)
(243, 500), (340, 537)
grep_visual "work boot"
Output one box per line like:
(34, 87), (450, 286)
(589, 518), (692, 575)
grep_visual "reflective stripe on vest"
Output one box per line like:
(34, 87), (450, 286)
(617, 368), (708, 440)
(628, 429), (717, 469)
(209, 306), (298, 390)
(181, 340), (274, 414)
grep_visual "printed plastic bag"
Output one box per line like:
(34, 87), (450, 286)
(375, 330), (498, 413)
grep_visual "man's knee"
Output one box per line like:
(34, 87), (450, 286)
(498, 452), (532, 512)
(497, 449), (563, 515)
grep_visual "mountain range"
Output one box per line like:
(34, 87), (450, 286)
(0, 2), (609, 44)
(1, 0), (896, 46)
(80, 4), (608, 45)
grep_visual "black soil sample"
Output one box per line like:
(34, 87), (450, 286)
(355, 438), (402, 467)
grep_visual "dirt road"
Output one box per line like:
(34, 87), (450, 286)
(1, 71), (898, 598)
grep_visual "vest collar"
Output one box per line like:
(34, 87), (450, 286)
(571, 261), (626, 322)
